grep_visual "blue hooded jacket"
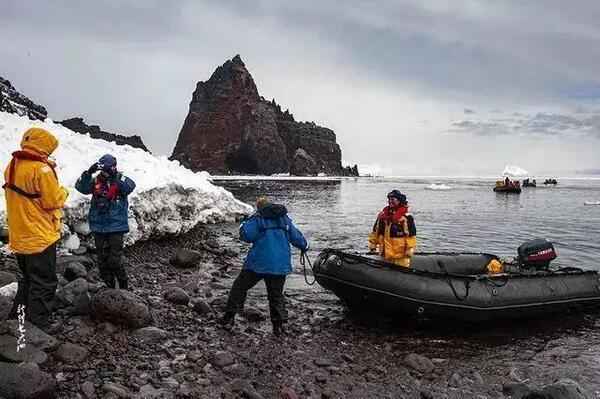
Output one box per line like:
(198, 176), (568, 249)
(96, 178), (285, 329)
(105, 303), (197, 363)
(240, 203), (308, 275)
(75, 170), (136, 233)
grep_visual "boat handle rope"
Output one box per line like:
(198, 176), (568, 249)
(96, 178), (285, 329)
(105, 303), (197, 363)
(437, 261), (471, 301)
(300, 251), (317, 286)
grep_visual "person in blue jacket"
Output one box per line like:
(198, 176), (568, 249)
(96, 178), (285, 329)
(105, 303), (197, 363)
(221, 196), (308, 336)
(75, 154), (136, 289)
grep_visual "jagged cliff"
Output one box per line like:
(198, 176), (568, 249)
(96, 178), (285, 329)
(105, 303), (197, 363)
(1, 75), (149, 152)
(58, 117), (150, 153)
(0, 77), (47, 120)
(170, 56), (358, 176)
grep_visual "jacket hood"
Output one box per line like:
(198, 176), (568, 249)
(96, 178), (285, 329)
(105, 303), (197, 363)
(258, 203), (288, 219)
(20, 128), (59, 156)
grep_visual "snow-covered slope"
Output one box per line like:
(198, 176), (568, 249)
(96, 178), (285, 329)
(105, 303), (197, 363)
(0, 112), (252, 245)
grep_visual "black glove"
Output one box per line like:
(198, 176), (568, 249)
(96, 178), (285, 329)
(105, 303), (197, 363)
(87, 163), (99, 175)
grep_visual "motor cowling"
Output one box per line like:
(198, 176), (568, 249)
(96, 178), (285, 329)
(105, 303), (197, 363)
(517, 239), (557, 269)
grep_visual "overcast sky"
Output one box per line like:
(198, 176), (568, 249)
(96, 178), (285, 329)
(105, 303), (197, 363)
(2, 1), (600, 176)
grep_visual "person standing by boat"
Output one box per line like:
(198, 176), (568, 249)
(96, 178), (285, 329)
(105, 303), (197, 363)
(75, 154), (136, 289)
(368, 190), (417, 267)
(220, 196), (308, 336)
(4, 127), (69, 331)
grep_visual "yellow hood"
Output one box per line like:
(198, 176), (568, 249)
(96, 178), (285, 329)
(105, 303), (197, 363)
(20, 127), (59, 156)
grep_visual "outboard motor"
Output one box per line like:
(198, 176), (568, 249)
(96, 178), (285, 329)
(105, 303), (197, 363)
(517, 239), (557, 270)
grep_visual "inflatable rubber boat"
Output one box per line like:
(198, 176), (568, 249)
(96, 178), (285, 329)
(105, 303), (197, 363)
(312, 241), (600, 322)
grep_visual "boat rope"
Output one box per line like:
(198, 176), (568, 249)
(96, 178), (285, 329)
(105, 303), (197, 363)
(437, 261), (471, 301)
(300, 251), (317, 286)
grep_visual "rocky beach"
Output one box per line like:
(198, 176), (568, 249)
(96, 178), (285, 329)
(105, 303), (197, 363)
(1, 221), (595, 399)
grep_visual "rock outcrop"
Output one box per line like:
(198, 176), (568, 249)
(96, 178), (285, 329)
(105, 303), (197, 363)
(0, 76), (47, 120)
(171, 55), (359, 176)
(58, 117), (150, 152)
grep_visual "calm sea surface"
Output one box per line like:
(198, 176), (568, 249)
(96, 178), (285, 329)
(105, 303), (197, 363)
(218, 177), (600, 270)
(216, 177), (600, 394)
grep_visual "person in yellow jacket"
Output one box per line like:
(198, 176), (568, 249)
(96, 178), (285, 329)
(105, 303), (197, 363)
(3, 127), (69, 330)
(368, 190), (417, 267)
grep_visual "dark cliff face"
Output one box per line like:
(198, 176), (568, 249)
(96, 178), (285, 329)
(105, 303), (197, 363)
(58, 117), (150, 153)
(170, 55), (358, 176)
(0, 77), (47, 120)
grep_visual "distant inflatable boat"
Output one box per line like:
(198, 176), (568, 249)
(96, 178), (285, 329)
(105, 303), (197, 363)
(493, 185), (522, 193)
(313, 248), (600, 322)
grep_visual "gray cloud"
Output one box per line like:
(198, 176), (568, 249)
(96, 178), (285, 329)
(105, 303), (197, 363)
(1, 1), (600, 175)
(450, 111), (600, 138)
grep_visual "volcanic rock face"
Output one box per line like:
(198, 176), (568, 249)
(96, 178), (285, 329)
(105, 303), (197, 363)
(58, 117), (150, 152)
(171, 55), (358, 176)
(0, 77), (47, 120)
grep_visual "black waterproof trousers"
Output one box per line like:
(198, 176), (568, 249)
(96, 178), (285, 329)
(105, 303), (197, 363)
(9, 242), (58, 329)
(225, 270), (287, 324)
(94, 232), (127, 289)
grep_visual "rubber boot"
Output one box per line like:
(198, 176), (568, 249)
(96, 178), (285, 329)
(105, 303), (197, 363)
(272, 322), (285, 337)
(219, 312), (235, 331)
(118, 279), (128, 290)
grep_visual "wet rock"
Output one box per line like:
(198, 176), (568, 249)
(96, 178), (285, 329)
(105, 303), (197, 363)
(230, 378), (265, 399)
(132, 326), (169, 344)
(102, 382), (130, 398)
(163, 287), (190, 305)
(315, 372), (328, 383)
(72, 246), (88, 256)
(59, 277), (89, 305)
(91, 289), (151, 328)
(314, 358), (334, 367)
(503, 382), (533, 398)
(404, 353), (434, 374)
(69, 291), (92, 316)
(0, 320), (59, 351)
(169, 249), (202, 268)
(0, 334), (48, 364)
(64, 262), (88, 281)
(191, 298), (212, 315)
(0, 295), (11, 320)
(0, 361), (56, 398)
(81, 380), (96, 398)
(525, 379), (589, 399)
(210, 351), (235, 368)
(280, 387), (300, 399)
(54, 342), (89, 363)
(0, 271), (16, 286)
(57, 255), (95, 272)
(138, 384), (170, 398)
(242, 307), (266, 322)
(448, 372), (462, 388)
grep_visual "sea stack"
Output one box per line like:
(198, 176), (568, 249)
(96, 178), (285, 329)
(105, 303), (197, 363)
(170, 55), (358, 176)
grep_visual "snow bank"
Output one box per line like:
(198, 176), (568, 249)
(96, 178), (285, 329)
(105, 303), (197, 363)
(0, 282), (17, 299)
(425, 183), (452, 191)
(502, 165), (528, 178)
(0, 112), (252, 246)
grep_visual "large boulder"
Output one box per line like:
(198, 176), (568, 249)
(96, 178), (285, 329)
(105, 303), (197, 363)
(0, 320), (59, 351)
(0, 335), (47, 364)
(58, 278), (89, 305)
(170, 55), (347, 176)
(523, 379), (589, 399)
(163, 287), (190, 305)
(91, 289), (151, 328)
(53, 342), (89, 364)
(169, 249), (202, 268)
(0, 361), (56, 399)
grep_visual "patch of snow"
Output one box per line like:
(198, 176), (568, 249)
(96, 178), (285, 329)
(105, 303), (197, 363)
(0, 111), (252, 247)
(425, 183), (452, 191)
(584, 201), (600, 206)
(502, 165), (528, 178)
(0, 282), (18, 299)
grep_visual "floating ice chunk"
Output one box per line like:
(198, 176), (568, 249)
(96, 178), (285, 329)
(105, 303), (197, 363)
(425, 183), (452, 191)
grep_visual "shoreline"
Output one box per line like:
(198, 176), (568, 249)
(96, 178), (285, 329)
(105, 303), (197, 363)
(0, 222), (596, 398)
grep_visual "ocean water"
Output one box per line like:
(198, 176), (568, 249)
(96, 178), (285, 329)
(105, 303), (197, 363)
(217, 177), (600, 270)
(215, 177), (600, 393)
